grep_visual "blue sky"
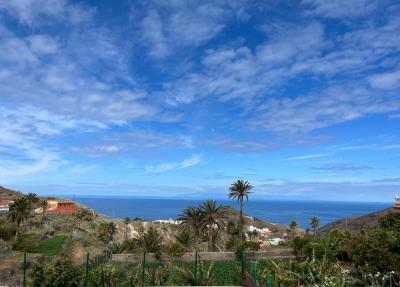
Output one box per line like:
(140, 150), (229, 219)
(0, 0), (399, 202)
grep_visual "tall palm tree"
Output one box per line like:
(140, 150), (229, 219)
(310, 216), (319, 237)
(199, 200), (226, 251)
(7, 197), (32, 237)
(39, 199), (48, 226)
(228, 179), (253, 242)
(177, 206), (202, 249)
(123, 217), (130, 239)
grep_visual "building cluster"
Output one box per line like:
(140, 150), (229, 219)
(0, 198), (77, 214)
(0, 198), (13, 213)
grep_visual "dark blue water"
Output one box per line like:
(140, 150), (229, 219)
(71, 196), (390, 228)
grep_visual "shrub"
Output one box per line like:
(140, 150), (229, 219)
(165, 242), (185, 257)
(0, 221), (16, 240)
(235, 240), (261, 259)
(12, 233), (37, 252)
(28, 259), (82, 287)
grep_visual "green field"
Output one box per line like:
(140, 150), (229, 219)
(30, 234), (68, 256)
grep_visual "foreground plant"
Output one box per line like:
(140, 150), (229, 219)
(174, 259), (214, 286)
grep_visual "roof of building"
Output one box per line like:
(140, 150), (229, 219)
(0, 198), (13, 205)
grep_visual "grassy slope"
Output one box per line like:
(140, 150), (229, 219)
(30, 234), (68, 256)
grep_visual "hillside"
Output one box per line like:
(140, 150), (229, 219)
(0, 186), (23, 199)
(319, 206), (400, 235)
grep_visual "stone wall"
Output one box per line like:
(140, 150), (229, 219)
(111, 249), (293, 263)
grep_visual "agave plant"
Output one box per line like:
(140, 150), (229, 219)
(109, 242), (125, 254)
(174, 259), (214, 286)
(89, 263), (125, 287)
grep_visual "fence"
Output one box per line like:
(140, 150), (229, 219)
(17, 250), (293, 286)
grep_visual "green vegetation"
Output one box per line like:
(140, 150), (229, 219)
(30, 234), (68, 256)
(3, 181), (400, 286)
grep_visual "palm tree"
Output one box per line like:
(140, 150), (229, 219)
(123, 217), (130, 239)
(310, 216), (319, 237)
(199, 200), (226, 251)
(98, 222), (117, 243)
(174, 231), (195, 250)
(25, 193), (40, 207)
(39, 199), (48, 226)
(73, 209), (85, 231)
(228, 179), (253, 242)
(289, 220), (297, 237)
(134, 226), (163, 253)
(7, 197), (32, 237)
(177, 206), (202, 249)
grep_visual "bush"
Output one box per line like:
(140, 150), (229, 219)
(165, 242), (185, 257)
(0, 218), (16, 240)
(235, 240), (261, 259)
(12, 234), (37, 252)
(28, 259), (82, 287)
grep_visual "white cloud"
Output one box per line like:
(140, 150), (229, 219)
(302, 0), (379, 19)
(368, 70), (400, 90)
(0, 0), (92, 25)
(285, 152), (333, 161)
(136, 1), (247, 58)
(145, 154), (203, 173)
(27, 34), (59, 55)
(249, 83), (400, 134)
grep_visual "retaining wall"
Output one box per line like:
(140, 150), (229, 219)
(111, 249), (293, 263)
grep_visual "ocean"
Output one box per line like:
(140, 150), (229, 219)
(70, 196), (390, 229)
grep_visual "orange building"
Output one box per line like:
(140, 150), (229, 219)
(35, 199), (77, 214)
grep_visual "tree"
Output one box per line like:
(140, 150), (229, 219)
(98, 222), (117, 243)
(174, 230), (195, 251)
(73, 210), (85, 231)
(310, 216), (319, 237)
(123, 217), (130, 240)
(7, 197), (32, 237)
(25, 193), (40, 207)
(177, 206), (202, 249)
(228, 179), (253, 243)
(39, 199), (48, 226)
(199, 200), (226, 251)
(290, 220), (298, 237)
(133, 226), (163, 253)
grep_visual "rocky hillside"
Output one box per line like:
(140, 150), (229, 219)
(0, 186), (23, 199)
(319, 206), (400, 235)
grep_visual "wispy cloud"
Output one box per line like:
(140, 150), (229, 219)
(313, 163), (372, 172)
(285, 152), (333, 161)
(379, 145), (400, 150)
(145, 154), (203, 173)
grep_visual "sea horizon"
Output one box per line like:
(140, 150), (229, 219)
(65, 195), (391, 229)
